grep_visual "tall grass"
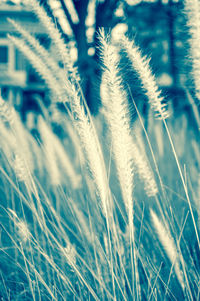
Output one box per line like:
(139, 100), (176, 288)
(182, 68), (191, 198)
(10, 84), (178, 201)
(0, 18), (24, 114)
(0, 0), (200, 300)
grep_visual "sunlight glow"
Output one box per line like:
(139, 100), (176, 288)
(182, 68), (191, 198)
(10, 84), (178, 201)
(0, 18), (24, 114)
(63, 0), (79, 24)
(111, 23), (128, 41)
(48, 0), (73, 37)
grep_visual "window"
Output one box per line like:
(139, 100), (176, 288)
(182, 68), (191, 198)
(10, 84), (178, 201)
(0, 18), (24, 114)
(0, 39), (26, 73)
(0, 45), (8, 64)
(0, 40), (10, 71)
(0, 39), (26, 85)
(15, 48), (25, 71)
(0, 86), (9, 100)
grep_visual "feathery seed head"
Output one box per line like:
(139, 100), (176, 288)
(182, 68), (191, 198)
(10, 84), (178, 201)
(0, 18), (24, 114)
(8, 35), (64, 101)
(99, 29), (135, 219)
(0, 95), (15, 125)
(120, 35), (169, 119)
(132, 141), (158, 197)
(63, 243), (76, 266)
(38, 117), (61, 186)
(14, 153), (31, 184)
(25, 0), (78, 80)
(184, 0), (200, 102)
(16, 220), (31, 243)
(8, 209), (31, 243)
(150, 209), (185, 290)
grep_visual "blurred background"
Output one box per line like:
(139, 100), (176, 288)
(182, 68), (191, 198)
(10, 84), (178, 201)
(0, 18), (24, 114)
(0, 0), (196, 126)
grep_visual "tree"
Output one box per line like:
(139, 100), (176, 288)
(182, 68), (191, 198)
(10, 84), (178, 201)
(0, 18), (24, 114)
(40, 0), (122, 113)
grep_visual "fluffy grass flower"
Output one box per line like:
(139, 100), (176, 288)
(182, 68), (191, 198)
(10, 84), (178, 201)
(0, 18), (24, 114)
(120, 35), (169, 119)
(184, 0), (200, 102)
(150, 209), (185, 291)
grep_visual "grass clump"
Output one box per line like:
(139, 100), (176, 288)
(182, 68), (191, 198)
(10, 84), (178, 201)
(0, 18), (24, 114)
(0, 0), (200, 300)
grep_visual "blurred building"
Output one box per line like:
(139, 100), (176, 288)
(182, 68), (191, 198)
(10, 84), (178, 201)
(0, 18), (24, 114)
(0, 1), (49, 121)
(0, 0), (191, 120)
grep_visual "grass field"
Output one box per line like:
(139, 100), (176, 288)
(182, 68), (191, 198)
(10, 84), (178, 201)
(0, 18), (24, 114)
(0, 0), (200, 300)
